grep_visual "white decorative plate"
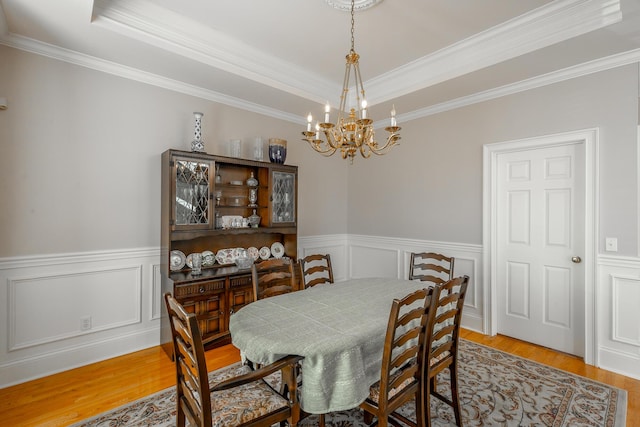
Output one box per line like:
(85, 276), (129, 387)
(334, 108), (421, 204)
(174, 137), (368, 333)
(186, 253), (194, 268)
(259, 246), (271, 260)
(202, 250), (215, 266)
(271, 242), (285, 259)
(247, 246), (259, 261)
(215, 248), (235, 265)
(231, 247), (245, 260)
(170, 250), (186, 271)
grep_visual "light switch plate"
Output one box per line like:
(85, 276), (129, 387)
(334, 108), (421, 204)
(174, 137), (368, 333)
(605, 237), (618, 252)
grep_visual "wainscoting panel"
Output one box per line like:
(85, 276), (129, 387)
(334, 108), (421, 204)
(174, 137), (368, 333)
(298, 235), (349, 282)
(611, 274), (640, 346)
(2, 242), (639, 387)
(0, 248), (160, 388)
(350, 245), (400, 279)
(597, 255), (640, 380)
(8, 265), (142, 351)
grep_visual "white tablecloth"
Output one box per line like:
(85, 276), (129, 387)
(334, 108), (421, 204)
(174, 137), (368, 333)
(228, 277), (429, 414)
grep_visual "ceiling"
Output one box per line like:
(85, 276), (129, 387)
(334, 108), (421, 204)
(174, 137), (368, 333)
(1, 0), (640, 127)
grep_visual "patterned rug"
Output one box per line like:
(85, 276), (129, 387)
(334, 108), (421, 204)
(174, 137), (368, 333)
(70, 340), (627, 426)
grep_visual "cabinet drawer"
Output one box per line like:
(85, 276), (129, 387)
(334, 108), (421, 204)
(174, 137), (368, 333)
(175, 279), (225, 299)
(230, 274), (252, 289)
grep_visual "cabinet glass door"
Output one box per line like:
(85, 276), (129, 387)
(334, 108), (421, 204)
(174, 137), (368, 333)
(173, 158), (213, 228)
(271, 170), (295, 224)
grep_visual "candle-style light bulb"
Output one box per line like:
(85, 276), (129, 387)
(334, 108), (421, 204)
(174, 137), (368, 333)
(324, 102), (331, 123)
(315, 123), (321, 140)
(390, 104), (397, 127)
(361, 99), (367, 119)
(307, 113), (312, 132)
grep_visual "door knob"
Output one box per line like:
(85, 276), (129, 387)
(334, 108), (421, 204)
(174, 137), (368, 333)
(571, 256), (582, 263)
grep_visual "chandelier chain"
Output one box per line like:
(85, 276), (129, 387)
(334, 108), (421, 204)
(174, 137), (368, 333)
(350, 0), (355, 52)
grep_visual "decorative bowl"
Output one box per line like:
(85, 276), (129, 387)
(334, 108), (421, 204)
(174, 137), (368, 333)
(268, 138), (287, 164)
(248, 211), (261, 228)
(228, 195), (247, 206)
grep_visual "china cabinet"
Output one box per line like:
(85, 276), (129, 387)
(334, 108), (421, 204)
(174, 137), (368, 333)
(161, 149), (298, 356)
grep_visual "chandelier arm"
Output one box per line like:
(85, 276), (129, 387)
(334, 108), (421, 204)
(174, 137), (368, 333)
(368, 133), (401, 155)
(302, 134), (339, 156)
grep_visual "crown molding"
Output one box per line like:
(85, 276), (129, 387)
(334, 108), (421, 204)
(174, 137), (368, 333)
(398, 48), (640, 124)
(1, 0), (637, 129)
(0, 31), (302, 124)
(91, 0), (338, 105)
(91, 0), (622, 108)
(2, 29), (639, 129)
(365, 0), (622, 105)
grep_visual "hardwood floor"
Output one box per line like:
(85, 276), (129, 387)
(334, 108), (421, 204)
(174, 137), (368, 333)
(1, 330), (637, 426)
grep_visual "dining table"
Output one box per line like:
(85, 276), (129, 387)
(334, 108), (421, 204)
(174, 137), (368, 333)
(228, 277), (430, 414)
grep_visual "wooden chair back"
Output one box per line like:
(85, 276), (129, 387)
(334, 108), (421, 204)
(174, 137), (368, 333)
(424, 275), (469, 426)
(165, 292), (212, 427)
(298, 254), (334, 288)
(360, 287), (432, 427)
(408, 252), (454, 284)
(252, 258), (297, 301)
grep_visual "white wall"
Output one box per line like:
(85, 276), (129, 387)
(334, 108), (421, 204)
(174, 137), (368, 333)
(348, 65), (639, 255)
(0, 44), (348, 257)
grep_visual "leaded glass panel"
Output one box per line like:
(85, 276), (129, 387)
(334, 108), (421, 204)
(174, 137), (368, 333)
(175, 160), (210, 225)
(272, 171), (295, 223)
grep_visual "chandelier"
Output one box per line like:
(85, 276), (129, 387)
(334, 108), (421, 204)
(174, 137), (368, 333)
(301, 0), (401, 164)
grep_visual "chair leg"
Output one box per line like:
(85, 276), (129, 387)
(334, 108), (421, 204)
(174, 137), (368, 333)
(318, 413), (325, 427)
(415, 387), (426, 427)
(363, 410), (374, 425)
(449, 366), (463, 426)
(425, 377), (432, 427)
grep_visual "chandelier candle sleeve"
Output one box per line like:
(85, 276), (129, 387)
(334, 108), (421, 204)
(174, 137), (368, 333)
(324, 103), (330, 123)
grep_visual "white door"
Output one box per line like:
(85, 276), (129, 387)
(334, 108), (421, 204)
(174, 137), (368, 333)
(496, 143), (585, 356)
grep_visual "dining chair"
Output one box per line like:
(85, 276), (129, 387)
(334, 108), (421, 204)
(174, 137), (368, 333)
(424, 275), (469, 427)
(408, 252), (454, 284)
(251, 257), (297, 301)
(359, 287), (433, 427)
(164, 293), (302, 427)
(298, 253), (334, 288)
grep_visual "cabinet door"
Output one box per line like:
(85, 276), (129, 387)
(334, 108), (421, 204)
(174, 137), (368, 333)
(175, 279), (227, 341)
(270, 169), (296, 225)
(171, 156), (214, 230)
(229, 274), (253, 314)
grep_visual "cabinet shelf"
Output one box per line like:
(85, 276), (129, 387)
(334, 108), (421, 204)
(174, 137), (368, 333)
(216, 204), (266, 209)
(170, 226), (296, 242)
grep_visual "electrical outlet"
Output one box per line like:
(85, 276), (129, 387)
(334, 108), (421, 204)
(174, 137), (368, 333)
(605, 237), (618, 252)
(80, 316), (92, 331)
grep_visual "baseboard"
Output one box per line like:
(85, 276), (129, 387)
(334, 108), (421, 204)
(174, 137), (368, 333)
(0, 326), (159, 388)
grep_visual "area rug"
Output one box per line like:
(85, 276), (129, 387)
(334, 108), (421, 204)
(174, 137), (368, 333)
(70, 340), (627, 426)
